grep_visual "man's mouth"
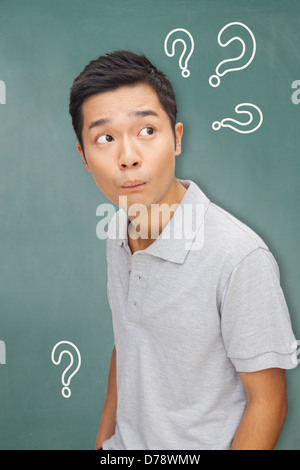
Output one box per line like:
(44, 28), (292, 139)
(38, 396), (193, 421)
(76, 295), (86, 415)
(121, 180), (147, 190)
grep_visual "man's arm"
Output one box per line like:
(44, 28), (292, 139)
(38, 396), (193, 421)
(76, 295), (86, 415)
(231, 368), (288, 450)
(95, 346), (117, 450)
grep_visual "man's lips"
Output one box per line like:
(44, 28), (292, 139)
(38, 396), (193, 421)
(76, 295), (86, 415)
(121, 180), (147, 190)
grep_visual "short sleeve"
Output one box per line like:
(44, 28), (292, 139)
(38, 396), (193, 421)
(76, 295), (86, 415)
(220, 247), (298, 372)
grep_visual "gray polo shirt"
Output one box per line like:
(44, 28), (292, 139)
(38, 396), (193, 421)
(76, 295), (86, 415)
(102, 179), (297, 450)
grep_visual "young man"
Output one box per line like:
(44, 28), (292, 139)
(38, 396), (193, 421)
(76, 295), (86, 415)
(69, 51), (297, 450)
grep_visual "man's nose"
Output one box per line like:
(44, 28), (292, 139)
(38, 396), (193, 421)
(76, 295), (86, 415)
(118, 137), (141, 169)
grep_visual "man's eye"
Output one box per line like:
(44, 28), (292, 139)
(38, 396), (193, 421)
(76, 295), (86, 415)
(139, 127), (154, 136)
(97, 134), (114, 144)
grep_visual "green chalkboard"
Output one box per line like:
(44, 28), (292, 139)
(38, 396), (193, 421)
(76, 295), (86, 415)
(0, 0), (299, 450)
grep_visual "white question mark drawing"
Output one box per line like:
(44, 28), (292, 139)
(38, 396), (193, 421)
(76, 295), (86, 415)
(212, 103), (263, 134)
(51, 341), (81, 398)
(209, 22), (256, 87)
(164, 28), (194, 78)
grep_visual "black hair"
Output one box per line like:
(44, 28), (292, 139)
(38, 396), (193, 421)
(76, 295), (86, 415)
(69, 50), (178, 161)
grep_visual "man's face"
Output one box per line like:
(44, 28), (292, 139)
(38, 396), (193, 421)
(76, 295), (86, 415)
(76, 83), (183, 212)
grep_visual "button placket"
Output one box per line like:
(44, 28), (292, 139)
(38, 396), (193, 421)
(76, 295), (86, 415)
(126, 253), (148, 323)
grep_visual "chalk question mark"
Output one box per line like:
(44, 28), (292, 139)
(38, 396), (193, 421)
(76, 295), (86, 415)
(164, 28), (194, 78)
(212, 103), (263, 134)
(209, 22), (256, 87)
(51, 341), (81, 398)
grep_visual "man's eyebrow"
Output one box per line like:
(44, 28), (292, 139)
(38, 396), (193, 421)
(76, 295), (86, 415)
(88, 110), (159, 131)
(128, 110), (159, 119)
(88, 117), (111, 131)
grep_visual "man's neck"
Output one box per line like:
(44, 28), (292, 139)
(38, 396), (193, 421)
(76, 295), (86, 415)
(127, 179), (187, 254)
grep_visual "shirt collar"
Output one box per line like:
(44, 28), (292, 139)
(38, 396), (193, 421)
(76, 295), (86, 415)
(109, 179), (210, 264)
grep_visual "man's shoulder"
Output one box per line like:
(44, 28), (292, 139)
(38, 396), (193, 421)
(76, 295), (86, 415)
(205, 201), (269, 258)
(184, 179), (269, 259)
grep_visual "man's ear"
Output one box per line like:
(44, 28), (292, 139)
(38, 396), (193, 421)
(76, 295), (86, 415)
(174, 122), (183, 156)
(76, 142), (91, 172)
